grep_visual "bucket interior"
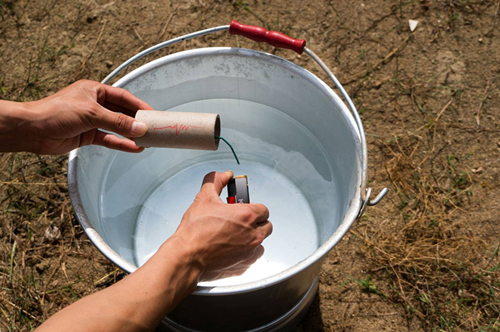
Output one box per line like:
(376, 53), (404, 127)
(72, 48), (360, 287)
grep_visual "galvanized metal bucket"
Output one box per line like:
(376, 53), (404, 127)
(68, 22), (387, 332)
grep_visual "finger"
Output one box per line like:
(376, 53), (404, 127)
(105, 101), (142, 118)
(97, 84), (154, 113)
(248, 203), (270, 223)
(200, 170), (234, 197)
(92, 130), (145, 153)
(90, 107), (149, 138)
(255, 220), (273, 240)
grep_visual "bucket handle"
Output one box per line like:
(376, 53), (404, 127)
(228, 20), (306, 54)
(101, 22), (388, 218)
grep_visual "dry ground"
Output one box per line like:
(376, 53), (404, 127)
(1, 0), (500, 331)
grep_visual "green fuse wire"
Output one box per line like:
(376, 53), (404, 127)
(215, 136), (240, 165)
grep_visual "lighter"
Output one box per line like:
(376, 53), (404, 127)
(226, 175), (250, 204)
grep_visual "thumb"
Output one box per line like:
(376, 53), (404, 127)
(91, 107), (148, 138)
(200, 171), (234, 198)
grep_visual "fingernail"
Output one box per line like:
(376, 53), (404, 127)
(224, 170), (234, 177)
(131, 121), (148, 136)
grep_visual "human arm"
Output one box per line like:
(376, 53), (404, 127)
(0, 80), (152, 154)
(35, 171), (272, 332)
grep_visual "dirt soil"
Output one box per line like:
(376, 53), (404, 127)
(1, 0), (500, 331)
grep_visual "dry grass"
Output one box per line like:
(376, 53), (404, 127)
(353, 95), (500, 331)
(0, 153), (124, 330)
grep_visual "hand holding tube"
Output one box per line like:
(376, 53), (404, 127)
(0, 80), (152, 155)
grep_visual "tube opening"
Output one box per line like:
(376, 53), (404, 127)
(214, 114), (221, 149)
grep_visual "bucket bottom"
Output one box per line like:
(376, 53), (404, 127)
(156, 277), (319, 332)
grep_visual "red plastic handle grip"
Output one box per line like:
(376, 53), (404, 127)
(229, 20), (306, 54)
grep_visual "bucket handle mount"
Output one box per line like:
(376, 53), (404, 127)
(101, 21), (388, 218)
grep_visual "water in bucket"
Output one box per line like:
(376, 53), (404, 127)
(100, 98), (342, 286)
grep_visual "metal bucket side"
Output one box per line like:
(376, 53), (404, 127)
(68, 47), (363, 292)
(67, 47), (363, 332)
(160, 269), (321, 332)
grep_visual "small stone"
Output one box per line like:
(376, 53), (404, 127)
(44, 225), (61, 242)
(35, 260), (50, 274)
(105, 60), (113, 68)
(409, 19), (419, 32)
(479, 38), (483, 43)
(472, 167), (483, 174)
(373, 80), (383, 89)
(86, 15), (97, 24)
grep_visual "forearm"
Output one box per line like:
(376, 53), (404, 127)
(33, 170), (271, 332)
(35, 236), (201, 332)
(0, 100), (37, 153)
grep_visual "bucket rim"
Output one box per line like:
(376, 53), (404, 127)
(68, 46), (364, 295)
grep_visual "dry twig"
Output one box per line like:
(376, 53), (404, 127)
(475, 76), (494, 126)
(74, 20), (108, 80)
(41, 252), (64, 305)
(157, 6), (178, 43)
(343, 35), (411, 84)
(2, 298), (39, 322)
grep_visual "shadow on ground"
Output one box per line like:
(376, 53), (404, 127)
(295, 293), (324, 332)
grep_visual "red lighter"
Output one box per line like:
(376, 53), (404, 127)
(226, 175), (250, 204)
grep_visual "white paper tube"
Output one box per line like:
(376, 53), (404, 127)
(134, 110), (220, 150)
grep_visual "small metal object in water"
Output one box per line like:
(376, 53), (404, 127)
(227, 175), (250, 204)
